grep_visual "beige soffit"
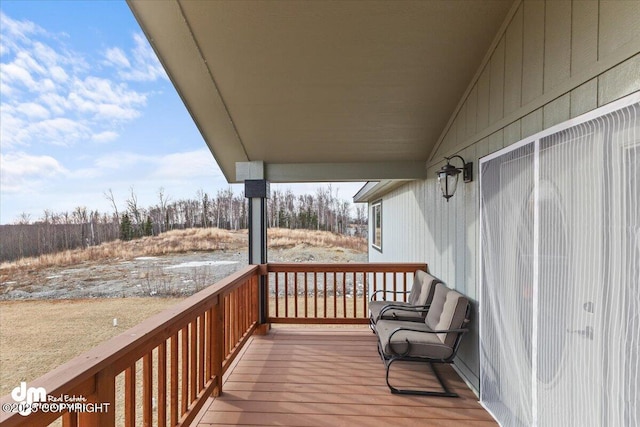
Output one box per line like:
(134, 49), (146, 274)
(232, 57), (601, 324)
(128, 0), (514, 183)
(353, 180), (411, 203)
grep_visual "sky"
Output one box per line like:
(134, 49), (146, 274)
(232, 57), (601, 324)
(0, 1), (365, 225)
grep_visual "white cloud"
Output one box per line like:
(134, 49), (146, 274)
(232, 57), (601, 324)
(103, 32), (168, 82)
(92, 131), (119, 144)
(49, 65), (69, 83)
(17, 102), (50, 120)
(91, 149), (219, 181)
(105, 47), (130, 68)
(0, 151), (68, 193)
(94, 151), (153, 170)
(0, 14), (151, 150)
(68, 76), (146, 121)
(152, 149), (222, 179)
(0, 12), (42, 51)
(0, 61), (37, 88)
(28, 118), (92, 147)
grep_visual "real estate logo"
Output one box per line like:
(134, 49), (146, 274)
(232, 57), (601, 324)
(8, 382), (46, 416)
(3, 381), (111, 417)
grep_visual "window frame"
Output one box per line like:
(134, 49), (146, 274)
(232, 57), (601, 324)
(371, 200), (382, 252)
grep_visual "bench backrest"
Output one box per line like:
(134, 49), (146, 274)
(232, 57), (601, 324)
(407, 270), (440, 307)
(425, 283), (469, 346)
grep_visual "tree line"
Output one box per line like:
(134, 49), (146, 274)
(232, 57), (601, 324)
(0, 186), (367, 262)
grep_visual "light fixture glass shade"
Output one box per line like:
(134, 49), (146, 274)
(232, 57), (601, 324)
(438, 169), (459, 200)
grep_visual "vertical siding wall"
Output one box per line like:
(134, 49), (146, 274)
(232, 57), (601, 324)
(368, 0), (640, 391)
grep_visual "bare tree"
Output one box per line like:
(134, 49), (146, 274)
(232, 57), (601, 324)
(16, 212), (31, 225)
(126, 187), (143, 235)
(157, 187), (171, 232)
(104, 189), (119, 225)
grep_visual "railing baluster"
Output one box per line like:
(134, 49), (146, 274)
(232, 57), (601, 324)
(143, 352), (153, 427)
(362, 272), (375, 317)
(158, 341), (167, 427)
(393, 271), (398, 302)
(212, 296), (223, 397)
(373, 271), (378, 300)
(198, 315), (205, 393)
(284, 272), (289, 318)
(124, 365), (135, 427)
(383, 272), (387, 302)
(242, 285), (248, 330)
(304, 272), (308, 317)
(224, 294), (230, 358)
(204, 310), (211, 382)
(333, 272), (337, 318)
(314, 271), (318, 317)
(249, 276), (258, 323)
(233, 289), (238, 348)
(404, 271), (409, 300)
(323, 271), (327, 318)
(294, 272), (298, 318)
(274, 272), (279, 317)
(342, 272), (347, 318)
(170, 333), (178, 427)
(181, 326), (188, 416)
(353, 272), (358, 318)
(190, 321), (197, 403)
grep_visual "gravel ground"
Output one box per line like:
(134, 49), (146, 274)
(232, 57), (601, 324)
(0, 244), (366, 300)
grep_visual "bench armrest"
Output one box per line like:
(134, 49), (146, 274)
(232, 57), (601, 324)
(370, 289), (411, 302)
(376, 304), (431, 323)
(388, 326), (469, 339)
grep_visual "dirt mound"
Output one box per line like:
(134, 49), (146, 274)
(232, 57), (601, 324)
(0, 245), (366, 300)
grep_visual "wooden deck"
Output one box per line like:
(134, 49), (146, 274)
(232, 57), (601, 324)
(194, 327), (496, 426)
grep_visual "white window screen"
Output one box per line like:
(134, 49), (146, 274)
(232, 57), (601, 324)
(480, 100), (639, 426)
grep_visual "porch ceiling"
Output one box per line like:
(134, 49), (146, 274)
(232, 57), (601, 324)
(127, 0), (514, 183)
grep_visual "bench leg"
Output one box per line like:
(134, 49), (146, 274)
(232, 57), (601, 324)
(385, 358), (459, 397)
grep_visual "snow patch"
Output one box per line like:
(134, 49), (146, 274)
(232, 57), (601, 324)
(165, 261), (238, 269)
(135, 257), (159, 261)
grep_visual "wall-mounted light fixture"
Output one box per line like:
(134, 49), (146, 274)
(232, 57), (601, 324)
(436, 155), (473, 201)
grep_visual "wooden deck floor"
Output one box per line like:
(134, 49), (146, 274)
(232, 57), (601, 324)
(195, 327), (496, 426)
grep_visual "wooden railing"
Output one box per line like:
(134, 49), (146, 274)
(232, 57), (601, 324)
(266, 263), (427, 324)
(0, 266), (259, 427)
(0, 262), (426, 426)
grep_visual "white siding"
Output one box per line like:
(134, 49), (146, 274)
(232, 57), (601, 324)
(369, 0), (640, 391)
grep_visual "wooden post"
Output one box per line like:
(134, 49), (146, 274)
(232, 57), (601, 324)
(244, 177), (269, 325)
(78, 368), (116, 427)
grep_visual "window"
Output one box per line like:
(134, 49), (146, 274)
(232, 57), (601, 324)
(371, 201), (382, 251)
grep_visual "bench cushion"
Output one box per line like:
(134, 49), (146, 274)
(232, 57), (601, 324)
(425, 283), (469, 346)
(369, 271), (440, 323)
(407, 269), (428, 305)
(376, 320), (454, 360)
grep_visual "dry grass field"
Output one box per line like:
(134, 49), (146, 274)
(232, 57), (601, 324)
(0, 228), (365, 277)
(0, 298), (181, 396)
(0, 228), (245, 275)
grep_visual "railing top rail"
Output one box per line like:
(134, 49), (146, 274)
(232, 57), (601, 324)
(266, 262), (428, 273)
(0, 265), (260, 411)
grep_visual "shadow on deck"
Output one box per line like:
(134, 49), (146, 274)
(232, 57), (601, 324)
(195, 327), (496, 427)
